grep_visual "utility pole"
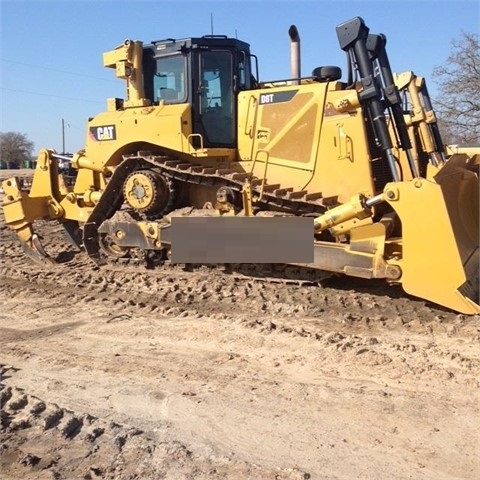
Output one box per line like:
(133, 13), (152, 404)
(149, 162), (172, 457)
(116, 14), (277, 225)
(62, 118), (66, 154)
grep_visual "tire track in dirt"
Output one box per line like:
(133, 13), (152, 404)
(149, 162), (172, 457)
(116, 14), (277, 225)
(1, 203), (480, 479)
(1, 231), (476, 327)
(1, 224), (480, 392)
(1, 213), (479, 328)
(1, 370), (309, 480)
(1, 261), (478, 391)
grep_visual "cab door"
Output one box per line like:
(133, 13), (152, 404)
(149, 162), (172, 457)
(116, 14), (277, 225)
(193, 50), (235, 147)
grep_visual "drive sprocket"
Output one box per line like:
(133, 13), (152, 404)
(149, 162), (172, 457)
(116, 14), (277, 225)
(123, 169), (175, 218)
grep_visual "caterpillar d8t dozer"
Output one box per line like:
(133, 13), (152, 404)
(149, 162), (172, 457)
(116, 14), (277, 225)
(2, 17), (479, 314)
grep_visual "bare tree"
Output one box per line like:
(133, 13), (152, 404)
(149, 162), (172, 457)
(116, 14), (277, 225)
(0, 132), (35, 168)
(433, 32), (480, 145)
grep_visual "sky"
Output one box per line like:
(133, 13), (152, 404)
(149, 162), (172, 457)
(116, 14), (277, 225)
(1, 0), (479, 154)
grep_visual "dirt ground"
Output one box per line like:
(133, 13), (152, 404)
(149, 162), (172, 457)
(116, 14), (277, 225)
(0, 171), (479, 479)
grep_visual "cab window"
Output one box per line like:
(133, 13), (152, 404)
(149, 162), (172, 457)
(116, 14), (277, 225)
(199, 50), (234, 144)
(154, 54), (187, 103)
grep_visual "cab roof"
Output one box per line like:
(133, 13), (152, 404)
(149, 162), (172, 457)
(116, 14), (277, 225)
(145, 35), (251, 55)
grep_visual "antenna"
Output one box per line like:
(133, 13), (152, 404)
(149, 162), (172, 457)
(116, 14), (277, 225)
(210, 13), (214, 35)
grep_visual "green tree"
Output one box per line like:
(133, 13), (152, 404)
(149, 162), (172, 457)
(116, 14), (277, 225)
(433, 32), (480, 145)
(0, 131), (35, 168)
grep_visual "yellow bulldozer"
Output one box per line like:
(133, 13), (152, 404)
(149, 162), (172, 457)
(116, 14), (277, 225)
(2, 17), (479, 314)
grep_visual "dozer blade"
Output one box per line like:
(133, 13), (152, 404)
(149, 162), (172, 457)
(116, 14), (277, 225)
(386, 154), (479, 314)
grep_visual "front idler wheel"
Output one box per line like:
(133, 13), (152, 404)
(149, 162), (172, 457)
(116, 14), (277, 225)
(98, 232), (130, 258)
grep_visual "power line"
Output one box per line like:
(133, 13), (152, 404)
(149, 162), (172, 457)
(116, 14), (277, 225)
(1, 86), (104, 104)
(1, 58), (118, 83)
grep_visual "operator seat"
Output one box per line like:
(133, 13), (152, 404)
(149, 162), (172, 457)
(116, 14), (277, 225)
(159, 88), (178, 101)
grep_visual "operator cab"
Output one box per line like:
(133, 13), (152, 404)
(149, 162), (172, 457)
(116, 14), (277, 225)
(142, 35), (255, 148)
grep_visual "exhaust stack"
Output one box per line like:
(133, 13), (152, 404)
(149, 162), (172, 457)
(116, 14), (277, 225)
(289, 25), (301, 85)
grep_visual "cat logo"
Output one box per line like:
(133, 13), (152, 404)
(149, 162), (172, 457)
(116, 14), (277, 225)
(89, 125), (117, 141)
